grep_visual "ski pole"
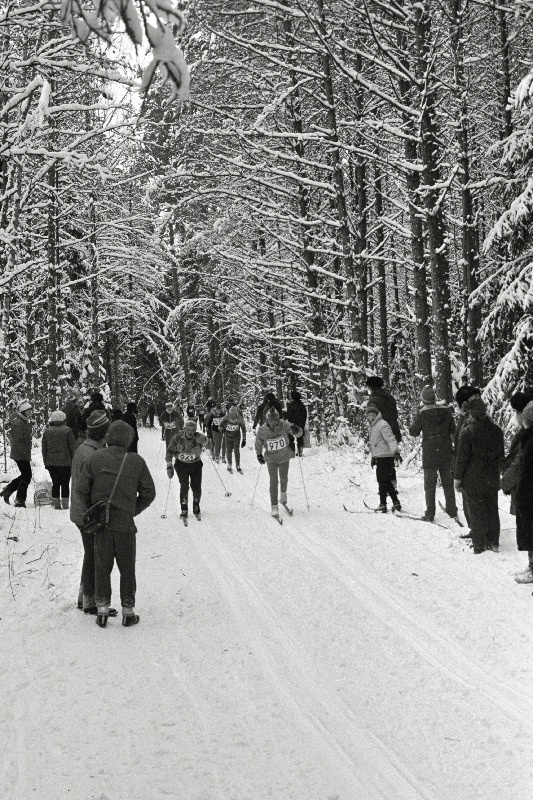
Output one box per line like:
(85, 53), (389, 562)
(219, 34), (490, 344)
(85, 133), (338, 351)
(161, 480), (172, 519)
(298, 453), (310, 510)
(209, 454), (232, 497)
(251, 463), (262, 505)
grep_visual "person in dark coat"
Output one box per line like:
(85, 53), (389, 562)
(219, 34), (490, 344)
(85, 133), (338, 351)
(41, 410), (76, 509)
(122, 402), (139, 453)
(147, 400), (155, 428)
(61, 394), (82, 438)
(253, 391), (283, 430)
(453, 385), (481, 532)
(78, 391), (110, 435)
(286, 390), (307, 456)
(512, 400), (533, 582)
(0, 399), (33, 507)
(78, 420), (155, 627)
(454, 395), (504, 554)
(409, 385), (458, 522)
(502, 391), (533, 517)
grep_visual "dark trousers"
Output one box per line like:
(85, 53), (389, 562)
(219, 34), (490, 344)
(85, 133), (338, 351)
(79, 525), (96, 608)
(5, 460), (32, 502)
(296, 435), (304, 456)
(211, 430), (222, 459)
(376, 457), (399, 505)
(148, 412), (154, 427)
(423, 463), (457, 519)
(47, 465), (72, 498)
(94, 527), (136, 609)
(226, 438), (240, 468)
(198, 415), (205, 432)
(175, 460), (203, 510)
(464, 490), (500, 551)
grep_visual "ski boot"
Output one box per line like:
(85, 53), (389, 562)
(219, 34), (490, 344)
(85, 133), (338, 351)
(193, 499), (201, 521)
(375, 504), (388, 513)
(122, 614), (140, 627)
(180, 505), (188, 526)
(392, 501), (402, 512)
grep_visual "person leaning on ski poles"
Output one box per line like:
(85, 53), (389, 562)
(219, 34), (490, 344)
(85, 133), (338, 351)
(166, 417), (207, 519)
(254, 406), (303, 517)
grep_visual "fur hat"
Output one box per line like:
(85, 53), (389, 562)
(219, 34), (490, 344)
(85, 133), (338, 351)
(365, 403), (379, 415)
(521, 401), (533, 428)
(455, 385), (480, 407)
(87, 410), (110, 436)
(466, 395), (486, 419)
(106, 420), (134, 448)
(266, 406), (279, 420)
(421, 385), (436, 405)
(17, 399), (32, 414)
(49, 410), (66, 424)
(90, 391), (104, 403)
(366, 376), (384, 389)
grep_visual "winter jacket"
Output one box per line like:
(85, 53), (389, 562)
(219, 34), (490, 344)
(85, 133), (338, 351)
(166, 431), (208, 465)
(78, 443), (155, 533)
(42, 423), (76, 467)
(206, 409), (224, 436)
(70, 436), (105, 527)
(122, 410), (139, 451)
(368, 387), (402, 442)
(368, 412), (400, 459)
(8, 412), (32, 461)
(515, 426), (533, 550)
(409, 405), (455, 468)
(61, 400), (82, 438)
(253, 395), (283, 428)
(255, 419), (303, 465)
(159, 410), (184, 443)
(220, 411), (246, 443)
(286, 399), (308, 431)
(454, 416), (504, 496)
(501, 428), (525, 515)
(186, 404), (196, 419)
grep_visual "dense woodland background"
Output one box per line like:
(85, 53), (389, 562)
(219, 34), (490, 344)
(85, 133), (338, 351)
(1, 0), (533, 438)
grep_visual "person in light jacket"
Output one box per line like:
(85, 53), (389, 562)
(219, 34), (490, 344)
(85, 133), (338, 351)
(41, 410), (76, 509)
(255, 407), (302, 518)
(366, 403), (401, 513)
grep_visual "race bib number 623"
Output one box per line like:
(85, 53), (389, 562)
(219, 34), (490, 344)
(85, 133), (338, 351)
(266, 436), (286, 452)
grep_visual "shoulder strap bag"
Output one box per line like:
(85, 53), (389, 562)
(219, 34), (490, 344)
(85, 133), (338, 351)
(82, 453), (128, 535)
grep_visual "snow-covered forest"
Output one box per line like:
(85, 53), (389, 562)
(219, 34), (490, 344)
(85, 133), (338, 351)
(1, 0), (533, 428)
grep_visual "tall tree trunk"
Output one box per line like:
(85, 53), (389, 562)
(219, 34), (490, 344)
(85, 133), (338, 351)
(168, 222), (191, 400)
(373, 165), (389, 384)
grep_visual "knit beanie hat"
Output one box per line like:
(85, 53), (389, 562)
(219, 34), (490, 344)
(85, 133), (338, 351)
(87, 410), (110, 437)
(466, 395), (486, 419)
(228, 406), (240, 420)
(365, 403), (379, 414)
(106, 420), (134, 448)
(49, 410), (66, 424)
(521, 401), (533, 428)
(266, 406), (280, 420)
(421, 385), (436, 404)
(17, 399), (32, 414)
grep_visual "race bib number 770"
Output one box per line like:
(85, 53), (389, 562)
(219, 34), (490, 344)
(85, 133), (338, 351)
(266, 436), (286, 452)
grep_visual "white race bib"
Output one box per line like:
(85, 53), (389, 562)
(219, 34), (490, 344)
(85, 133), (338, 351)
(226, 423), (239, 432)
(165, 421), (176, 430)
(266, 435), (286, 452)
(177, 453), (196, 463)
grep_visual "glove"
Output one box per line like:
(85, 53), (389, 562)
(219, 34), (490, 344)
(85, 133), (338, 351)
(257, 454), (265, 465)
(394, 454), (403, 465)
(454, 479), (462, 491)
(166, 466), (174, 479)
(371, 457), (377, 468)
(241, 439), (246, 448)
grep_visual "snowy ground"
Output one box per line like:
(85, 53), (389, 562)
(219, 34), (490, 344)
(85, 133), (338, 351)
(1, 427), (532, 800)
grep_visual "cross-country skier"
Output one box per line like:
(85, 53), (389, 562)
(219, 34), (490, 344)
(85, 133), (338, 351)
(159, 401), (184, 445)
(220, 405), (246, 473)
(166, 418), (208, 520)
(366, 403), (401, 513)
(206, 402), (224, 461)
(254, 407), (302, 518)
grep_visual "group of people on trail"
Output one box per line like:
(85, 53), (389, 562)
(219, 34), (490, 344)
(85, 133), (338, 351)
(365, 374), (533, 582)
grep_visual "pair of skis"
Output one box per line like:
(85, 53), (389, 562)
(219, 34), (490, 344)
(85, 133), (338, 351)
(343, 501), (450, 530)
(272, 502), (293, 525)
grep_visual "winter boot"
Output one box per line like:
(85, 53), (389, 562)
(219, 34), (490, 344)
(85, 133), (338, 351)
(193, 498), (200, 516)
(0, 487), (12, 505)
(52, 497), (61, 510)
(96, 614), (108, 628)
(375, 504), (388, 513)
(61, 497), (69, 510)
(14, 498), (26, 508)
(514, 570), (533, 584)
(392, 501), (402, 512)
(271, 504), (280, 518)
(421, 513), (434, 522)
(180, 503), (188, 519)
(122, 614), (140, 627)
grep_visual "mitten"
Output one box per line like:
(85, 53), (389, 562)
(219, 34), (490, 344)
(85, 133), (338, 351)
(257, 454), (265, 465)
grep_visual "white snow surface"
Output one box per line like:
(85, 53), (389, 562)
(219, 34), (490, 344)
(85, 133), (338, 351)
(1, 428), (532, 800)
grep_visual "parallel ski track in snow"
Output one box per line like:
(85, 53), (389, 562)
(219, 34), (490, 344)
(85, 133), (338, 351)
(277, 511), (533, 731)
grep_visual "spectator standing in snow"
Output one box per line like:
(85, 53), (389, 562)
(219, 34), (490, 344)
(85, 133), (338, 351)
(147, 399), (155, 428)
(122, 402), (139, 453)
(409, 385), (458, 523)
(255, 407), (302, 518)
(366, 403), (401, 513)
(197, 403), (207, 432)
(286, 390), (307, 457)
(78, 420), (155, 627)
(454, 395), (504, 554)
(220, 405), (246, 473)
(512, 400), (533, 582)
(453, 385), (481, 533)
(253, 391), (283, 431)
(206, 402), (224, 461)
(0, 399), (33, 508)
(166, 418), (208, 520)
(41, 410), (76, 509)
(501, 391), (533, 519)
(159, 401), (184, 445)
(70, 410), (116, 616)
(137, 397), (148, 427)
(61, 392), (82, 439)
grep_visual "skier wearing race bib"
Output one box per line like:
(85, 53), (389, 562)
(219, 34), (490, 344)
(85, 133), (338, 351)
(159, 401), (184, 445)
(255, 407), (303, 517)
(219, 405), (246, 473)
(166, 418), (207, 520)
(206, 402), (224, 461)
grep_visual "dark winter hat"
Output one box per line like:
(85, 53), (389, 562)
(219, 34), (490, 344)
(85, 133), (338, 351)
(291, 390), (301, 401)
(522, 401), (533, 428)
(266, 406), (280, 420)
(366, 376), (384, 389)
(510, 391), (533, 413)
(90, 391), (104, 403)
(466, 395), (486, 419)
(106, 420), (134, 448)
(421, 385), (436, 405)
(365, 403), (379, 415)
(126, 402), (138, 413)
(87, 410), (110, 437)
(455, 385), (480, 407)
